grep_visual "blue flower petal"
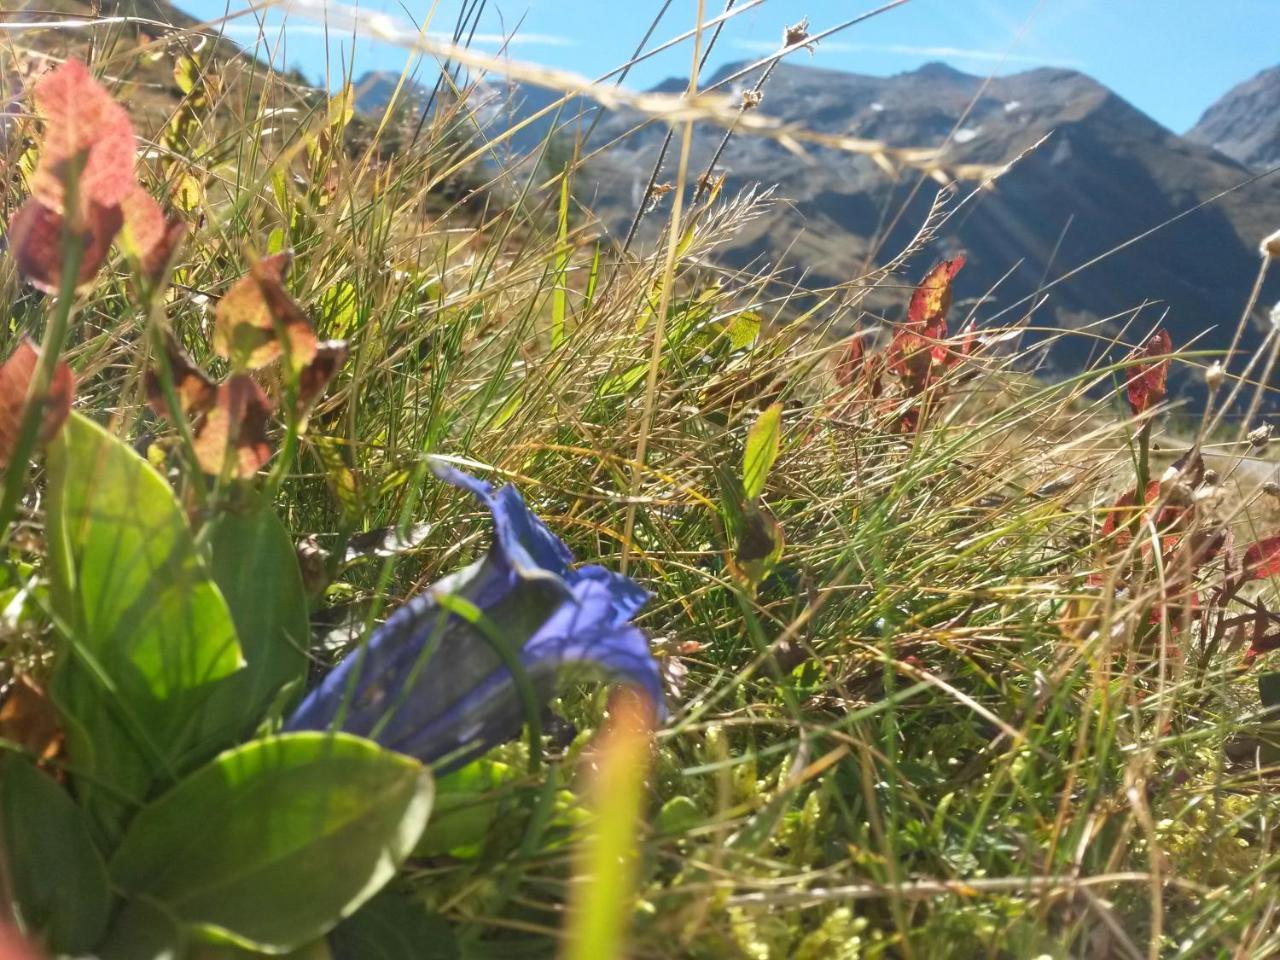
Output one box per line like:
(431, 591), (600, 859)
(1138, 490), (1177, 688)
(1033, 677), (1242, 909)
(430, 458), (574, 584)
(288, 463), (664, 774)
(569, 564), (651, 626)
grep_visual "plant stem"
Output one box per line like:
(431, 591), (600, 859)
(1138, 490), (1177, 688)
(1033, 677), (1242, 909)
(0, 192), (87, 546)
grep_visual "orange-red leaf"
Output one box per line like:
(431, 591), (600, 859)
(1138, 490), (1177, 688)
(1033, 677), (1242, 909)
(0, 339), (74, 466)
(1125, 329), (1172, 416)
(29, 59), (136, 215)
(119, 185), (185, 282)
(0, 675), (64, 765)
(8, 198), (122, 294)
(191, 374), (273, 478)
(214, 252), (318, 371)
(835, 333), (865, 388)
(907, 256), (965, 333)
(886, 330), (943, 394)
(1243, 537), (1280, 581)
(145, 336), (217, 421)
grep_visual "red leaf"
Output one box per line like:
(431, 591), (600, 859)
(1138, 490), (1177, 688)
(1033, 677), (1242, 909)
(907, 256), (965, 333)
(0, 339), (74, 466)
(8, 197), (122, 294)
(191, 374), (274, 478)
(1125, 329), (1172, 416)
(886, 330), (942, 394)
(29, 60), (136, 215)
(1243, 537), (1280, 581)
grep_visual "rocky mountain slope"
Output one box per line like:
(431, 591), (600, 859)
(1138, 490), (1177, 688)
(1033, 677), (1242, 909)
(355, 57), (1278, 392)
(1188, 65), (1280, 170)
(560, 60), (1280, 386)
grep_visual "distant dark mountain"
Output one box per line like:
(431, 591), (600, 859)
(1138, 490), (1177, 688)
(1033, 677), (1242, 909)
(348, 60), (1280, 397)
(353, 70), (416, 116)
(530, 61), (1280, 390)
(1188, 65), (1280, 170)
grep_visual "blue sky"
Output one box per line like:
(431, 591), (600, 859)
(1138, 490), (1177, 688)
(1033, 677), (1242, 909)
(174, 0), (1280, 133)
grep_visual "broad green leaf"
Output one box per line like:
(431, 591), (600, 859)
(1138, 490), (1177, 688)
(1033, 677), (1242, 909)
(110, 733), (434, 954)
(415, 758), (517, 858)
(328, 889), (458, 960)
(190, 934), (333, 959)
(99, 898), (184, 960)
(0, 757), (112, 954)
(47, 413), (243, 839)
(174, 56), (200, 96)
(742, 402), (782, 500)
(200, 495), (310, 745)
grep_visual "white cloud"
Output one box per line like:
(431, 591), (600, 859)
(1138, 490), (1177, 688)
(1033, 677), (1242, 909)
(731, 39), (1081, 68)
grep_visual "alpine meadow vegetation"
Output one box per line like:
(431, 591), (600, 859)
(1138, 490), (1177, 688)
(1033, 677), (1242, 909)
(0, 5), (1279, 959)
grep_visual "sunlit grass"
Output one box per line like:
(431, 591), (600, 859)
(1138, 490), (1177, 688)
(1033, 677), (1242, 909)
(2, 1), (1279, 957)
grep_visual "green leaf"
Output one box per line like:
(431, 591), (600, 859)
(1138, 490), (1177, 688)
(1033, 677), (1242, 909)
(320, 281), (358, 339)
(550, 170), (571, 348)
(47, 413), (244, 840)
(200, 495), (310, 744)
(0, 757), (112, 953)
(328, 889), (458, 960)
(110, 733), (434, 954)
(724, 311), (761, 351)
(742, 402), (783, 500)
(99, 898), (184, 960)
(189, 934), (333, 959)
(174, 56), (200, 96)
(655, 795), (701, 835)
(415, 759), (517, 858)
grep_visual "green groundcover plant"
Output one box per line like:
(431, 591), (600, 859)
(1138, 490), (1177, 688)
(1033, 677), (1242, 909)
(0, 25), (1278, 960)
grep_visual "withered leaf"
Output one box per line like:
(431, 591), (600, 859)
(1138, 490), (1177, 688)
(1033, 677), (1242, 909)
(729, 501), (785, 591)
(144, 335), (216, 422)
(191, 374), (274, 478)
(0, 339), (74, 466)
(214, 251), (318, 372)
(834, 333), (865, 389)
(118, 185), (185, 282)
(8, 197), (123, 294)
(0, 675), (63, 764)
(294, 339), (348, 420)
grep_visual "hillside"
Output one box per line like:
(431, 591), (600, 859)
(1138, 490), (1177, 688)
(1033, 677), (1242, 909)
(550, 60), (1280, 391)
(1188, 64), (1280, 170)
(355, 57), (1280, 395)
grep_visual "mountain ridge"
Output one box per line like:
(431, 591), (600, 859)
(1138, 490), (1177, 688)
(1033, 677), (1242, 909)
(1188, 64), (1280, 170)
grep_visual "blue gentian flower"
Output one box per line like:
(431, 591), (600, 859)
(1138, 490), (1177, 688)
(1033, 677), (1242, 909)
(285, 461), (665, 771)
